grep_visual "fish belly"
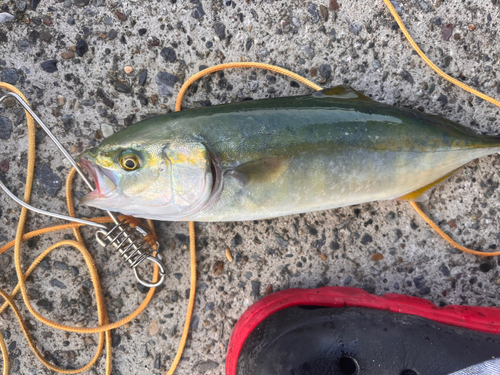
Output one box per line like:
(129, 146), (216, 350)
(192, 145), (498, 222)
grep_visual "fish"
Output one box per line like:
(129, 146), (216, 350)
(78, 86), (500, 222)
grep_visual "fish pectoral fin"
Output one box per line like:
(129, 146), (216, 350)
(396, 168), (461, 202)
(312, 85), (374, 101)
(230, 156), (289, 185)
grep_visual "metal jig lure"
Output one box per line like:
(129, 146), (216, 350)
(0, 91), (167, 288)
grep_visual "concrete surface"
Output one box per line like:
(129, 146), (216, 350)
(1, 0), (500, 374)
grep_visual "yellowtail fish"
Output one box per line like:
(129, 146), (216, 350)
(79, 86), (500, 221)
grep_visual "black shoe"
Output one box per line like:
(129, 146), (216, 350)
(226, 287), (500, 375)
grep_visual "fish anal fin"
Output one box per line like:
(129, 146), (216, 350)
(313, 85), (374, 101)
(397, 168), (461, 202)
(229, 156), (289, 186)
(399, 192), (430, 203)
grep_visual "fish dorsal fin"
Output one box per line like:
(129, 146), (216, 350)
(229, 156), (289, 186)
(396, 168), (462, 202)
(312, 85), (374, 101)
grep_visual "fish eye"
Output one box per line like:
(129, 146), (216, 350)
(119, 154), (140, 171)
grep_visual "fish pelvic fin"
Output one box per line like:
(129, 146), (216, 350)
(396, 168), (462, 202)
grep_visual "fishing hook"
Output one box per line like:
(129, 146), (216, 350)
(0, 91), (167, 287)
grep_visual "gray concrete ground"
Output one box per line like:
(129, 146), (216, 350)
(1, 0), (500, 374)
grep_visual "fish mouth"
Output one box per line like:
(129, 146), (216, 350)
(79, 157), (119, 204)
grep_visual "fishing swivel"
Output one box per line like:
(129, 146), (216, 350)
(0, 91), (167, 288)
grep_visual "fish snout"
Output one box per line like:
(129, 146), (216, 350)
(78, 157), (119, 203)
